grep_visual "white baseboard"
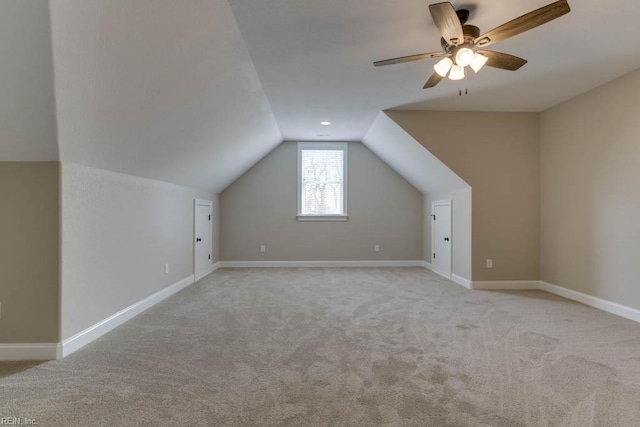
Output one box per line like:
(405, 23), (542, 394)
(451, 274), (472, 289)
(0, 343), (61, 361)
(422, 261), (432, 270)
(218, 260), (424, 268)
(540, 281), (640, 323)
(195, 262), (220, 281)
(472, 280), (540, 290)
(61, 274), (196, 358)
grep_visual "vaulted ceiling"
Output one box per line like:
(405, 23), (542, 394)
(2, 0), (639, 194)
(230, 0), (640, 140)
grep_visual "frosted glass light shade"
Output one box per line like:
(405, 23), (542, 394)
(470, 53), (489, 73)
(455, 48), (474, 67)
(433, 57), (453, 77)
(448, 64), (465, 80)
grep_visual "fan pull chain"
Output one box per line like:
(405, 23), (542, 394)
(459, 71), (469, 96)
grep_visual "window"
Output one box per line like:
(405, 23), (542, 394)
(297, 142), (348, 220)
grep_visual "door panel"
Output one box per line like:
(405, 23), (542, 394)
(194, 201), (212, 280)
(432, 201), (452, 279)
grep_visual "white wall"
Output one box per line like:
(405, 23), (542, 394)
(540, 68), (640, 310)
(220, 142), (423, 261)
(50, 0), (281, 192)
(61, 163), (217, 340)
(424, 188), (472, 281)
(0, 0), (58, 161)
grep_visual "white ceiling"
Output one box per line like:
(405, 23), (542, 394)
(0, 0), (58, 161)
(50, 0), (281, 193)
(229, 0), (640, 141)
(4, 0), (639, 195)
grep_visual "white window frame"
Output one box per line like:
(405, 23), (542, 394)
(297, 142), (348, 221)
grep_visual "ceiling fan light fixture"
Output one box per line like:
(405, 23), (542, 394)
(449, 64), (465, 80)
(433, 57), (453, 77)
(455, 47), (475, 67)
(470, 53), (489, 73)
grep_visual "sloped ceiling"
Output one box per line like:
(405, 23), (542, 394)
(50, 0), (281, 193)
(0, 0), (58, 161)
(363, 112), (468, 194)
(4, 0), (639, 196)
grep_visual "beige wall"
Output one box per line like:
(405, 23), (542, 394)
(424, 188), (472, 280)
(220, 141), (423, 261)
(0, 162), (60, 343)
(61, 163), (217, 340)
(387, 111), (540, 281)
(540, 68), (640, 309)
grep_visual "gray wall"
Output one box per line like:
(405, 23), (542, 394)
(0, 0), (58, 161)
(61, 163), (217, 340)
(0, 162), (60, 343)
(540, 68), (640, 310)
(424, 188), (472, 280)
(220, 141), (422, 261)
(387, 111), (540, 281)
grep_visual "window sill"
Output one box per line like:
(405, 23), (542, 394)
(297, 215), (349, 222)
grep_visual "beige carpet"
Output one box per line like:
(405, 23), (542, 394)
(2, 267), (640, 426)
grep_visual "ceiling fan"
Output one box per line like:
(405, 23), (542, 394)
(374, 0), (571, 89)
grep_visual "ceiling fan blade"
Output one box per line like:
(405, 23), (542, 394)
(429, 2), (465, 46)
(423, 72), (444, 89)
(474, 0), (570, 48)
(476, 50), (528, 71)
(373, 51), (447, 67)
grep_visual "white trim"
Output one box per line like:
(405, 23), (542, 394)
(195, 262), (218, 281)
(0, 343), (61, 361)
(471, 280), (540, 290)
(218, 260), (424, 268)
(296, 215), (349, 221)
(297, 142), (348, 217)
(540, 281), (640, 323)
(422, 261), (454, 283)
(430, 266), (452, 280)
(61, 275), (195, 358)
(451, 273), (472, 289)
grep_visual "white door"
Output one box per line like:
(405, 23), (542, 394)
(194, 199), (213, 281)
(431, 200), (452, 279)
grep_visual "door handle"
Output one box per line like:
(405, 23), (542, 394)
(196, 238), (202, 242)
(444, 237), (449, 242)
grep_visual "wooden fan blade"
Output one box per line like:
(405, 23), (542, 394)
(429, 2), (464, 46)
(474, 0), (570, 48)
(476, 50), (528, 71)
(423, 72), (444, 89)
(373, 51), (447, 67)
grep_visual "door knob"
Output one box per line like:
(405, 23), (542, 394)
(196, 238), (202, 242)
(444, 237), (449, 242)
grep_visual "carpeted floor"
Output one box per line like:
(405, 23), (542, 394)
(2, 268), (640, 426)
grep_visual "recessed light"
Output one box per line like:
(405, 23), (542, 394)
(320, 121), (331, 126)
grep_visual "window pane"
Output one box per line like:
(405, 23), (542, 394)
(300, 149), (343, 215)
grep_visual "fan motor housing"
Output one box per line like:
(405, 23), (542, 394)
(441, 23), (480, 51)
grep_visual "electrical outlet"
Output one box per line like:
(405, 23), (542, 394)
(164, 263), (169, 274)
(374, 245), (380, 252)
(260, 245), (266, 253)
(486, 259), (493, 269)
